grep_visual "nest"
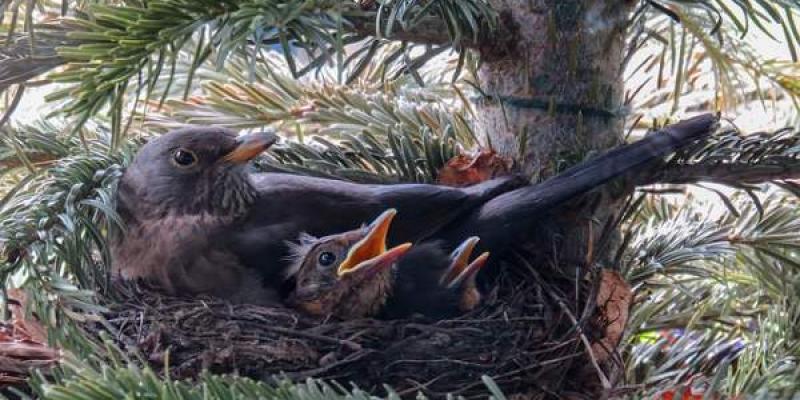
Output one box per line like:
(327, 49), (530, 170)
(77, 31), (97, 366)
(86, 252), (630, 400)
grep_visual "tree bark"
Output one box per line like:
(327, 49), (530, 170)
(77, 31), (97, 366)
(476, 0), (630, 178)
(474, 1), (633, 270)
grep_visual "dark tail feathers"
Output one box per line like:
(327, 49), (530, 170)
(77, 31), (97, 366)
(440, 113), (719, 247)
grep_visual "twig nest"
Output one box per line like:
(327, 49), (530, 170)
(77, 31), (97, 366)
(87, 265), (626, 399)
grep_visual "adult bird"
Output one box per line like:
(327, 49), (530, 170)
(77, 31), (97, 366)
(112, 114), (716, 303)
(110, 128), (282, 304)
(111, 128), (521, 303)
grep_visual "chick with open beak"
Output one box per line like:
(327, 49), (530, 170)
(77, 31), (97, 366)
(440, 237), (490, 313)
(382, 237), (490, 319)
(286, 209), (412, 320)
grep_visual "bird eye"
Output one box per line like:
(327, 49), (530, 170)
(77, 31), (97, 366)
(172, 149), (198, 167)
(318, 251), (336, 267)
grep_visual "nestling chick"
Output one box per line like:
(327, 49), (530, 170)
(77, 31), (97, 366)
(383, 237), (489, 319)
(285, 209), (411, 320)
(286, 207), (490, 320)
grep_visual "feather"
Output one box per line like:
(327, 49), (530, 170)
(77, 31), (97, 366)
(283, 232), (318, 278)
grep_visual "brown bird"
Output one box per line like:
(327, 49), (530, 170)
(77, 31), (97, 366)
(111, 128), (282, 304)
(112, 127), (523, 303)
(112, 115), (716, 304)
(285, 209), (411, 319)
(286, 209), (490, 319)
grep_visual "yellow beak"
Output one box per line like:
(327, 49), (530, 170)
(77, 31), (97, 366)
(450, 251), (490, 288)
(337, 209), (412, 276)
(441, 236), (481, 286)
(223, 131), (279, 163)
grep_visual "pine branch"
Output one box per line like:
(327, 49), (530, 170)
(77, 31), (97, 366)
(622, 189), (800, 293)
(0, 151), (59, 170)
(0, 15), (69, 91)
(258, 127), (467, 184)
(27, 338), (510, 400)
(32, 0), (500, 135)
(348, 3), (502, 48)
(625, 1), (800, 115)
(0, 21), (78, 91)
(33, 359), (387, 400)
(619, 188), (800, 333)
(621, 189), (800, 397)
(636, 126), (800, 186)
(0, 122), (132, 348)
(145, 43), (474, 128)
(143, 52), (480, 183)
(657, 163), (800, 185)
(152, 71), (475, 134)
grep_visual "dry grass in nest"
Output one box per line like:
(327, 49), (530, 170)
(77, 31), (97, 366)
(85, 258), (627, 399)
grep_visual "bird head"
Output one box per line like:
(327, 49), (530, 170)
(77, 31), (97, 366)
(287, 209), (412, 319)
(117, 127), (277, 219)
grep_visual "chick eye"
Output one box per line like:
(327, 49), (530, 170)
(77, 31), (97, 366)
(172, 149), (197, 167)
(318, 251), (336, 267)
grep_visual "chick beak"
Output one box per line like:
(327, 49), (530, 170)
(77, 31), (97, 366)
(337, 209), (411, 277)
(348, 242), (412, 278)
(224, 131), (279, 163)
(452, 252), (490, 288)
(441, 236), (481, 286)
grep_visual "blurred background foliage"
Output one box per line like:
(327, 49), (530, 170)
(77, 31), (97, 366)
(1, 0), (800, 398)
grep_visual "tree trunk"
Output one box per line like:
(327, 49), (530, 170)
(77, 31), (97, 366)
(475, 0), (632, 270)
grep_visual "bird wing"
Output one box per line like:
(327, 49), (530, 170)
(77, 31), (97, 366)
(229, 173), (526, 280)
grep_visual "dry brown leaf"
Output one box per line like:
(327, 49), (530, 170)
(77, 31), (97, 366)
(592, 270), (632, 362)
(0, 289), (60, 388)
(437, 148), (512, 187)
(7, 288), (48, 344)
(0, 325), (60, 387)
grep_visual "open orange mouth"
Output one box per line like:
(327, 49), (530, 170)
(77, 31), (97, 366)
(337, 209), (412, 277)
